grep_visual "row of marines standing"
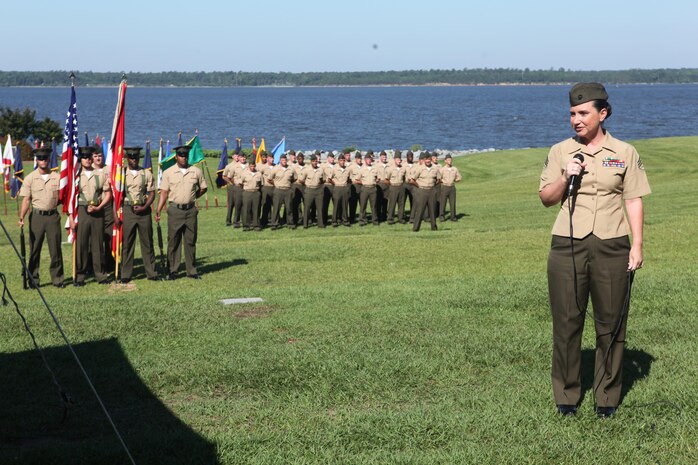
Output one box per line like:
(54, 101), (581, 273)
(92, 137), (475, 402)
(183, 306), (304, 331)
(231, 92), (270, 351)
(17, 144), (461, 286)
(18, 144), (206, 286)
(222, 149), (462, 232)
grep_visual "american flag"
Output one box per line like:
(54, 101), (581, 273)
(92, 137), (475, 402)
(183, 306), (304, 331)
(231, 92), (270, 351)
(59, 84), (80, 242)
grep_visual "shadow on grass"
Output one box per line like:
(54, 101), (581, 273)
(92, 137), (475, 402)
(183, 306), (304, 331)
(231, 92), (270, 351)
(197, 257), (248, 275)
(580, 347), (654, 406)
(0, 338), (219, 465)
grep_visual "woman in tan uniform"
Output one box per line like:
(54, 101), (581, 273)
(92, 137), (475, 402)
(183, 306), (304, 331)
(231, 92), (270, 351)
(539, 83), (650, 418)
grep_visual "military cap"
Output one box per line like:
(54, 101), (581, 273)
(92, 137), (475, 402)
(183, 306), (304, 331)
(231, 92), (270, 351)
(343, 148), (351, 154)
(569, 82), (608, 106)
(366, 150), (374, 156)
(419, 152), (429, 160)
(406, 150), (413, 157)
(354, 152), (362, 159)
(430, 151), (439, 158)
(445, 153), (452, 159)
(279, 153), (287, 160)
(173, 145), (191, 155)
(288, 149), (296, 155)
(92, 145), (103, 155)
(297, 151), (304, 158)
(326, 151), (335, 158)
(33, 147), (52, 159)
(364, 152), (373, 160)
(393, 151), (402, 159)
(314, 149), (321, 156)
(124, 146), (142, 158)
(309, 154), (318, 162)
(247, 156), (256, 164)
(78, 146), (96, 158)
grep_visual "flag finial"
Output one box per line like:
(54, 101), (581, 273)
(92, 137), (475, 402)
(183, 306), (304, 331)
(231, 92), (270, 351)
(69, 72), (76, 85)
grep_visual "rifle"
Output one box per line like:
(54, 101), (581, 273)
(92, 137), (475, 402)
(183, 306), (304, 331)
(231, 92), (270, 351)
(156, 221), (168, 275)
(20, 226), (28, 289)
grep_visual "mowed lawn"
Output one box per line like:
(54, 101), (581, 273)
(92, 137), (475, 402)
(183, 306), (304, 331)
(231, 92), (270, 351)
(1, 136), (696, 464)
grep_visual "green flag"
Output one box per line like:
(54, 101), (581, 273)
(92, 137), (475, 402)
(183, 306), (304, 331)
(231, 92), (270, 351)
(187, 135), (206, 165)
(159, 135), (205, 172)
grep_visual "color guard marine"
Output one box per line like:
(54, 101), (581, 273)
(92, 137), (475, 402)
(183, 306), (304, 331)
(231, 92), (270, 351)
(71, 146), (113, 286)
(18, 147), (65, 288)
(156, 145), (207, 280)
(115, 147), (159, 282)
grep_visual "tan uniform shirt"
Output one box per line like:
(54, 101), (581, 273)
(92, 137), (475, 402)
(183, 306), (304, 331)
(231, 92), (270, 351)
(440, 166), (462, 186)
(20, 170), (60, 210)
(406, 163), (418, 182)
(271, 166), (296, 188)
(375, 163), (390, 184)
(539, 131), (651, 240)
(321, 162), (335, 181)
(411, 165), (441, 188)
(232, 163), (248, 186)
(160, 165), (207, 204)
(330, 165), (350, 187)
(358, 165), (378, 187)
(96, 167), (111, 201)
(222, 161), (239, 184)
(386, 165), (406, 185)
(125, 168), (155, 205)
(260, 163), (275, 187)
(241, 170), (262, 191)
(348, 162), (362, 183)
(299, 166), (325, 188)
(78, 169), (111, 205)
(292, 164), (305, 184)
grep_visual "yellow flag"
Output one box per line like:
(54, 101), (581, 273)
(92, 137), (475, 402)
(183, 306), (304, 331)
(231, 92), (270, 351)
(255, 138), (265, 165)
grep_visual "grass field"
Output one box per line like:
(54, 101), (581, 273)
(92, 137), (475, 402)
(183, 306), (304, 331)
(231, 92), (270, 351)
(1, 136), (697, 464)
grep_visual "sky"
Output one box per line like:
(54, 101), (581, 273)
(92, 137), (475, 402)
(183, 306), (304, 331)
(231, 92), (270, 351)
(5, 0), (698, 73)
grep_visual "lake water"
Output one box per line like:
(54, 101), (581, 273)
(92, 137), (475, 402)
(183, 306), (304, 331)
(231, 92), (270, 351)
(1, 84), (697, 152)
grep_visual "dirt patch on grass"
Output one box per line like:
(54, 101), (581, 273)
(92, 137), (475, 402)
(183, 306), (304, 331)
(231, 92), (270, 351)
(233, 305), (276, 319)
(107, 281), (137, 293)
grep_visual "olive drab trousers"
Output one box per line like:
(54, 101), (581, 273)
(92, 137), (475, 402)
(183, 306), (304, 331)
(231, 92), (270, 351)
(547, 234), (631, 408)
(167, 204), (199, 276)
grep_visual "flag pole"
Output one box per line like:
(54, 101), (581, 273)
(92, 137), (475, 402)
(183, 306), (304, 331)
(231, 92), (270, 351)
(113, 74), (127, 282)
(69, 71), (78, 283)
(202, 160), (218, 208)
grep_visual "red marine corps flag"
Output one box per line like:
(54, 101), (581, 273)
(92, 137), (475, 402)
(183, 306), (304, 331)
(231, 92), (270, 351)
(109, 77), (127, 278)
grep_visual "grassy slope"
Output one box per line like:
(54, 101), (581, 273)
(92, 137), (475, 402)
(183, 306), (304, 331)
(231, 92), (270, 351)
(0, 136), (696, 464)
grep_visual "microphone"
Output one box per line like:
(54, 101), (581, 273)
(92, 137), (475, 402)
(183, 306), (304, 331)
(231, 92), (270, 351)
(567, 153), (585, 196)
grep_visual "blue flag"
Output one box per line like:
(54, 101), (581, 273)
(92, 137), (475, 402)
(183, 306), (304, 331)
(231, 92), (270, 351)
(50, 139), (59, 171)
(10, 146), (23, 198)
(102, 138), (109, 164)
(216, 139), (229, 187)
(143, 141), (153, 171)
(272, 137), (286, 164)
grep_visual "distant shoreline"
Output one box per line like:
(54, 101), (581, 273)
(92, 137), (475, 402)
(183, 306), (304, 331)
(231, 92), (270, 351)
(4, 82), (697, 89)
(3, 68), (697, 88)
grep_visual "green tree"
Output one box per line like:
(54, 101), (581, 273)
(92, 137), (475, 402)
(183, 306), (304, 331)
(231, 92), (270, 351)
(33, 117), (62, 143)
(0, 107), (36, 140)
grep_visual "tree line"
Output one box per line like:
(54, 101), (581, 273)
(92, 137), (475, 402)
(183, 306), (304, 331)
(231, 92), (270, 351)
(1, 68), (697, 87)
